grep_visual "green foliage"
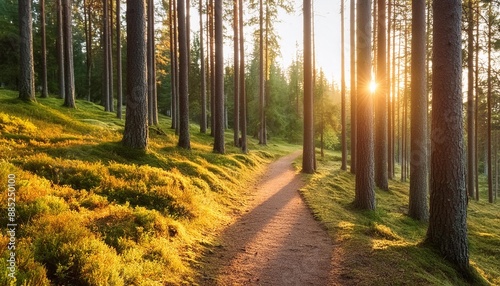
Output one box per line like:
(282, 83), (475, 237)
(301, 151), (497, 285)
(0, 90), (277, 284)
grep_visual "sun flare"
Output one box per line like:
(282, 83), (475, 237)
(369, 80), (377, 93)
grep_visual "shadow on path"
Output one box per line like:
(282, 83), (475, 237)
(198, 151), (335, 285)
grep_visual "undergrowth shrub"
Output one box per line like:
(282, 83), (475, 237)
(18, 154), (107, 190)
(0, 112), (37, 135)
(28, 213), (124, 286)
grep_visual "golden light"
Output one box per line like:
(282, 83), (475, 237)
(369, 80), (377, 93)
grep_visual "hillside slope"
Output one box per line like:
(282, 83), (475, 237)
(0, 90), (296, 285)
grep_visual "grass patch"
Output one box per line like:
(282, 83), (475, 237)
(0, 90), (294, 285)
(301, 150), (498, 285)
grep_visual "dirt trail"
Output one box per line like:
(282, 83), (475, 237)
(198, 151), (335, 285)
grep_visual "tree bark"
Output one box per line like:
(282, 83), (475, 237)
(487, 3), (493, 203)
(375, 0), (388, 190)
(259, 0), (266, 145)
(426, 0), (469, 273)
(213, 0), (225, 153)
(409, 0), (428, 221)
(350, 0), (356, 174)
(62, 0), (75, 108)
(199, 0), (207, 133)
(116, 0), (123, 119)
(239, 0), (247, 153)
(103, 0), (110, 110)
(177, 0), (191, 149)
(233, 0), (240, 147)
(354, 0), (375, 210)
(57, 0), (65, 100)
(341, 0), (347, 171)
(123, 0), (148, 149)
(40, 0), (48, 98)
(302, 0), (315, 174)
(18, 0), (35, 101)
(466, 0), (475, 198)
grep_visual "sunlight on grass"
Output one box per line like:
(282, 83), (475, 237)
(300, 150), (497, 286)
(0, 90), (288, 285)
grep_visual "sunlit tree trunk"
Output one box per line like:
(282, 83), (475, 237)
(341, 0), (347, 171)
(213, 0), (225, 153)
(259, 0), (266, 145)
(426, 0), (469, 273)
(233, 0), (240, 147)
(199, 0), (207, 133)
(474, 0), (480, 200)
(375, 0), (388, 190)
(123, 0), (148, 149)
(409, 0), (428, 221)
(350, 0), (356, 174)
(177, 0), (191, 149)
(302, 0), (315, 174)
(18, 0), (35, 101)
(57, 0), (65, 100)
(354, 0), (375, 210)
(148, 0), (158, 125)
(239, 0), (248, 153)
(209, 0), (215, 136)
(169, 0), (178, 130)
(387, 0), (393, 179)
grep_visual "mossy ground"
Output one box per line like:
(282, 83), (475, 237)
(0, 89), (298, 285)
(301, 151), (499, 285)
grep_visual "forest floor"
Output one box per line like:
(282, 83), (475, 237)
(197, 151), (344, 285)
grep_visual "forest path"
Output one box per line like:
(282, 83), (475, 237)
(197, 150), (337, 285)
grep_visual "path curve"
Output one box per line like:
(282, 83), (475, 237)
(198, 151), (335, 285)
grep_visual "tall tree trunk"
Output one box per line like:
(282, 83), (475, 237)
(302, 0), (315, 174)
(103, 0), (110, 110)
(18, 0), (35, 101)
(177, 0), (191, 149)
(354, 0), (375, 210)
(147, 0), (158, 125)
(387, 0), (393, 179)
(341, 0), (347, 171)
(40, 0), (48, 98)
(409, 0), (428, 221)
(209, 0), (215, 136)
(57, 0), (65, 100)
(123, 0), (148, 149)
(84, 0), (92, 101)
(375, 0), (388, 190)
(466, 0), (475, 198)
(169, 0), (178, 129)
(474, 0), (480, 200)
(239, 0), (247, 153)
(233, 0), (240, 147)
(108, 0), (114, 112)
(426, 0), (469, 273)
(213, 0), (225, 153)
(62, 0), (75, 108)
(258, 0), (266, 145)
(401, 23), (408, 182)
(350, 0), (356, 174)
(116, 0), (122, 119)
(199, 0), (207, 133)
(487, 3), (493, 203)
